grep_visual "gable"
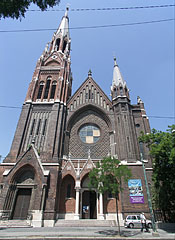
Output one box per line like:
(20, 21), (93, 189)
(43, 51), (63, 67)
(67, 75), (112, 112)
(3, 144), (48, 181)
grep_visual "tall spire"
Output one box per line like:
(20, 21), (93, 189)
(112, 57), (126, 88)
(50, 7), (70, 53)
(111, 57), (129, 100)
(25, 7), (72, 103)
(55, 7), (69, 39)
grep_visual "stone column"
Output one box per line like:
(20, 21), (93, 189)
(74, 174), (81, 220)
(74, 160), (81, 220)
(74, 188), (80, 219)
(98, 193), (105, 220)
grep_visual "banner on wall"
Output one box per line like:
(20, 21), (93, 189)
(128, 179), (144, 204)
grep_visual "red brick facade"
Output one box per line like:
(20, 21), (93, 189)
(0, 9), (152, 226)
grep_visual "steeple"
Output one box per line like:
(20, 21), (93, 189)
(112, 57), (126, 88)
(111, 57), (129, 100)
(50, 7), (70, 53)
(25, 7), (72, 104)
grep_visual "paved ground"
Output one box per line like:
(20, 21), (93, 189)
(0, 226), (174, 240)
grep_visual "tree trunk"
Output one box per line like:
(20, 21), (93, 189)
(115, 197), (121, 236)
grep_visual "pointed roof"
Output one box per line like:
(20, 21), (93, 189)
(3, 144), (50, 178)
(112, 57), (126, 88)
(55, 7), (70, 39)
(67, 71), (112, 112)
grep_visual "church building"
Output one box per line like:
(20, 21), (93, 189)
(0, 8), (152, 227)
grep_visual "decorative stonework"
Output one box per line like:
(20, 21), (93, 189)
(68, 112), (110, 159)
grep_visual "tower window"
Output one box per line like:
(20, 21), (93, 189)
(89, 90), (91, 99)
(36, 119), (41, 135)
(127, 137), (131, 152)
(37, 81), (44, 99)
(43, 78), (51, 99)
(120, 87), (123, 96)
(139, 142), (145, 159)
(30, 119), (36, 135)
(42, 119), (47, 135)
(55, 38), (60, 51)
(62, 40), (67, 52)
(114, 88), (117, 97)
(66, 184), (71, 198)
(50, 81), (57, 99)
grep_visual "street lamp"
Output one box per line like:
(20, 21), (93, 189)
(140, 153), (159, 236)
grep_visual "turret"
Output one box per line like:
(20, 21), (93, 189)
(111, 57), (129, 101)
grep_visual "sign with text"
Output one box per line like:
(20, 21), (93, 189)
(128, 179), (144, 204)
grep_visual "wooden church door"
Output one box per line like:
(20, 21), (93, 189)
(12, 188), (32, 219)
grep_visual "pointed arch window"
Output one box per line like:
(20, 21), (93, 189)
(30, 119), (36, 135)
(36, 119), (41, 135)
(139, 142), (145, 159)
(62, 40), (67, 53)
(42, 119), (47, 135)
(50, 81), (57, 99)
(55, 38), (60, 51)
(114, 88), (117, 97)
(37, 81), (44, 99)
(120, 87), (123, 96)
(43, 77), (51, 99)
(66, 184), (71, 198)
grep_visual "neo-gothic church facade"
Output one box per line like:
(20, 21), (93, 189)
(0, 9), (152, 227)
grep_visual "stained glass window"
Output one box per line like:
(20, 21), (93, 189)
(79, 125), (100, 144)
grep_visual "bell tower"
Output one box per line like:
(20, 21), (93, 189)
(5, 7), (72, 163)
(111, 57), (140, 162)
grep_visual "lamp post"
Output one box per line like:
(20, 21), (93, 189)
(140, 153), (158, 234)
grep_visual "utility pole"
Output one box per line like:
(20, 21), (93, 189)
(140, 153), (159, 235)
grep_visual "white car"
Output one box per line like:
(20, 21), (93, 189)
(124, 215), (152, 229)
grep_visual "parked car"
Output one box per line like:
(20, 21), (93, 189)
(124, 215), (152, 229)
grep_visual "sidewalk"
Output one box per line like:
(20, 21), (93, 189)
(0, 226), (174, 240)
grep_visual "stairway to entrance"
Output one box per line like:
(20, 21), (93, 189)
(0, 220), (32, 228)
(54, 219), (116, 227)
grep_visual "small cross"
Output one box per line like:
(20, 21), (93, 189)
(88, 149), (91, 159)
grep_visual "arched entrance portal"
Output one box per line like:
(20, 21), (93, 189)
(11, 169), (35, 220)
(12, 188), (32, 219)
(81, 175), (97, 219)
(82, 190), (97, 219)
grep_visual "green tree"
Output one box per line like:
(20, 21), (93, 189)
(0, 0), (60, 20)
(89, 156), (132, 236)
(139, 125), (175, 222)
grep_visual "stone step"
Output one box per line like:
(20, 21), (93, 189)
(54, 219), (116, 227)
(0, 220), (32, 228)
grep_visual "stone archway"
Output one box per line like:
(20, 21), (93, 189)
(11, 169), (35, 220)
(81, 175), (97, 219)
(59, 174), (76, 219)
(12, 188), (32, 219)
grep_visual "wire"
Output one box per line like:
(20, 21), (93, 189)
(27, 4), (175, 12)
(0, 18), (174, 33)
(0, 105), (21, 109)
(0, 105), (174, 119)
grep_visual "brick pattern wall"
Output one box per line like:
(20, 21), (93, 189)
(68, 110), (110, 159)
(121, 165), (150, 218)
(59, 175), (76, 213)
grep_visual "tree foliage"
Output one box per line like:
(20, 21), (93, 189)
(139, 125), (175, 222)
(89, 156), (132, 235)
(0, 0), (60, 20)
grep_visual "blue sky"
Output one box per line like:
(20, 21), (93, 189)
(0, 0), (174, 160)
